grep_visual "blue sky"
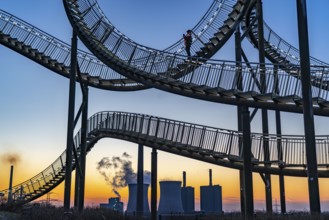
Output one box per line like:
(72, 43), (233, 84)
(1, 0), (329, 212)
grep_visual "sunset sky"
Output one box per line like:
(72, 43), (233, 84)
(1, 0), (329, 212)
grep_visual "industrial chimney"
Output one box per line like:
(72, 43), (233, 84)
(8, 165), (14, 203)
(209, 169), (212, 186)
(181, 172), (195, 213)
(158, 181), (184, 215)
(126, 183), (150, 215)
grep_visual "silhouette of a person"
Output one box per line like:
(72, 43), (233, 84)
(183, 30), (192, 58)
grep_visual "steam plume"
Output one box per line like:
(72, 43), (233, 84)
(96, 152), (151, 197)
(1, 153), (21, 165)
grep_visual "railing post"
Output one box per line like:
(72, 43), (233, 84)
(226, 132), (234, 157)
(146, 116), (152, 138)
(211, 130), (219, 154)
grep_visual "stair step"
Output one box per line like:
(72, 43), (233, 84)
(214, 31), (225, 41)
(235, 91), (260, 99)
(88, 76), (100, 84)
(233, 0), (244, 11)
(219, 89), (237, 97)
(191, 85), (208, 93)
(219, 25), (230, 34)
(228, 10), (239, 19)
(224, 17), (236, 28)
(253, 93), (278, 101)
(204, 88), (219, 95)
(273, 95), (302, 104)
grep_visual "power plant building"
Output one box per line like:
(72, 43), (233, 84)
(200, 185), (222, 214)
(200, 169), (223, 214)
(99, 197), (124, 213)
(158, 181), (184, 215)
(126, 183), (150, 215)
(181, 186), (195, 213)
(181, 171), (195, 213)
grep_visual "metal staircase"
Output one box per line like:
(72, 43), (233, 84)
(63, 0), (250, 80)
(2, 111), (329, 208)
(62, 0), (329, 115)
(0, 10), (146, 91)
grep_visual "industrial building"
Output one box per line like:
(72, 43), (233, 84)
(181, 171), (195, 213)
(99, 197), (124, 213)
(181, 187), (195, 213)
(200, 169), (223, 214)
(200, 185), (222, 214)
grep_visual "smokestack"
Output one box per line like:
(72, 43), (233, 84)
(209, 169), (212, 186)
(183, 171), (186, 187)
(8, 165), (14, 203)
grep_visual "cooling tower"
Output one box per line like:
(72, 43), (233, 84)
(126, 183), (150, 215)
(158, 181), (184, 214)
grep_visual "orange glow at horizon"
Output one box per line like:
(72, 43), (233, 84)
(1, 143), (329, 212)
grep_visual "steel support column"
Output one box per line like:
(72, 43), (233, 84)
(257, 0), (272, 213)
(296, 0), (321, 215)
(235, 23), (245, 215)
(78, 85), (88, 211)
(64, 31), (77, 210)
(242, 106), (254, 219)
(275, 107), (286, 214)
(151, 148), (158, 220)
(137, 143), (144, 217)
(74, 160), (79, 208)
(279, 173), (286, 214)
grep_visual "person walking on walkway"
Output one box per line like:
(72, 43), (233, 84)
(183, 30), (192, 59)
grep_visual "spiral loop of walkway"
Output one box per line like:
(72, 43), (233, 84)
(0, 0), (245, 90)
(2, 111), (329, 206)
(241, 0), (329, 91)
(63, 0), (249, 79)
(62, 0), (329, 116)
